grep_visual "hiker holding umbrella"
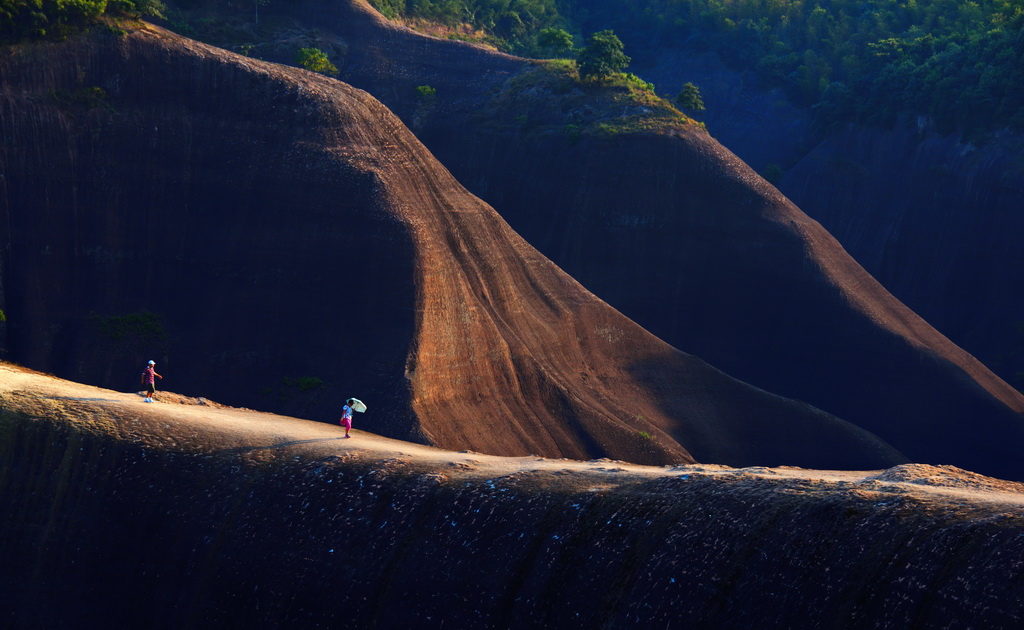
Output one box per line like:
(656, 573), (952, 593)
(339, 397), (366, 437)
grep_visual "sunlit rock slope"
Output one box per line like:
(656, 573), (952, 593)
(2, 364), (1023, 629)
(0, 25), (911, 469)
(237, 0), (1024, 480)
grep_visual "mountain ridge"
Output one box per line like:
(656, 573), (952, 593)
(2, 360), (1024, 628)
(0, 22), (913, 470)
(222, 0), (1024, 478)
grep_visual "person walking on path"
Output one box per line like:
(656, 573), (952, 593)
(141, 360), (162, 403)
(340, 399), (356, 437)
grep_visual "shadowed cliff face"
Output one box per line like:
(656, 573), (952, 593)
(638, 47), (1024, 390)
(2, 370), (1023, 629)
(0, 27), (910, 469)
(243, 0), (1024, 480)
(778, 123), (1024, 388)
(0, 26), (422, 439)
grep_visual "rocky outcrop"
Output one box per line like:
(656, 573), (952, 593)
(247, 1), (1024, 479)
(0, 26), (910, 469)
(2, 368), (1023, 629)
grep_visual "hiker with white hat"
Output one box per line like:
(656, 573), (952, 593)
(141, 360), (163, 403)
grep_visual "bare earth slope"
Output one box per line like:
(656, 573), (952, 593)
(240, 0), (1024, 480)
(2, 363), (1024, 629)
(0, 25), (906, 470)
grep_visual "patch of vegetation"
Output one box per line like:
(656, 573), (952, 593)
(269, 375), (326, 404)
(477, 59), (695, 139)
(576, 29), (630, 80)
(368, 0), (564, 55)
(0, 0), (164, 43)
(296, 46), (338, 76)
(761, 162), (785, 185)
(50, 86), (113, 111)
(282, 376), (324, 392)
(364, 0), (1023, 137)
(536, 26), (573, 57)
(560, 0), (1024, 137)
(637, 430), (653, 441)
(90, 310), (168, 342)
(623, 73), (654, 93)
(416, 84), (437, 99)
(0, 308), (6, 322)
(110, 0), (165, 19)
(675, 82), (704, 113)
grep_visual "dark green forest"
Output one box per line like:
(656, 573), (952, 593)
(3, 0), (1021, 134)
(0, 0), (164, 40)
(369, 0), (1024, 136)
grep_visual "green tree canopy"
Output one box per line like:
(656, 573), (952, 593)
(676, 82), (705, 112)
(1, 0), (164, 41)
(296, 47), (338, 76)
(537, 26), (573, 56)
(576, 29), (630, 80)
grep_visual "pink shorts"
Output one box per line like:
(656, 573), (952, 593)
(341, 417), (352, 430)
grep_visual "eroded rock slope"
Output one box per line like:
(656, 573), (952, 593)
(0, 26), (907, 469)
(240, 0), (1024, 480)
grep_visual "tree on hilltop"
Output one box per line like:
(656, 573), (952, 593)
(1, 0), (164, 40)
(296, 47), (338, 76)
(537, 27), (573, 57)
(576, 29), (630, 80)
(676, 82), (705, 112)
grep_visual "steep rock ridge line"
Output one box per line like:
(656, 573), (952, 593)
(0, 28), (904, 469)
(641, 46), (1024, 388)
(249, 0), (1024, 480)
(778, 123), (1024, 387)
(753, 159), (1021, 408)
(1, 366), (1022, 629)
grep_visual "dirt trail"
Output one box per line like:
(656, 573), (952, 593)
(4, 361), (1023, 510)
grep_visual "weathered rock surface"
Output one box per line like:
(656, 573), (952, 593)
(244, 1), (1024, 479)
(2, 365), (1023, 629)
(0, 27), (909, 469)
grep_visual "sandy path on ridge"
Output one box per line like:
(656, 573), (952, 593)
(3, 361), (1024, 509)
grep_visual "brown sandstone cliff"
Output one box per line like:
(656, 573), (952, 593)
(0, 25), (906, 469)
(232, 0), (1024, 480)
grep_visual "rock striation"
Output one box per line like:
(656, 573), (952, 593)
(0, 26), (906, 469)
(246, 1), (1024, 479)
